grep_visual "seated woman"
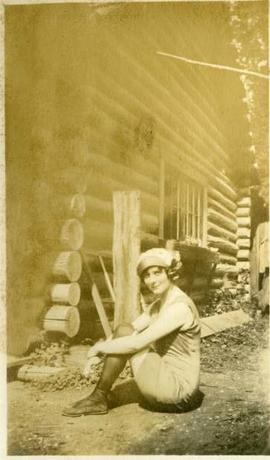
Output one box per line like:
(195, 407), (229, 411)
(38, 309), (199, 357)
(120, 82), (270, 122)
(62, 248), (201, 416)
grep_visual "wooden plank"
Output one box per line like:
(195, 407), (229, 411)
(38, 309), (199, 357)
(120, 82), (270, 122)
(202, 187), (208, 246)
(98, 255), (116, 303)
(7, 356), (33, 369)
(176, 181), (180, 240)
(159, 156), (165, 239)
(113, 191), (141, 327)
(201, 310), (252, 338)
(80, 251), (112, 339)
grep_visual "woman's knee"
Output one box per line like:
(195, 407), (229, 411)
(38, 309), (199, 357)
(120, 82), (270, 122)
(113, 322), (134, 338)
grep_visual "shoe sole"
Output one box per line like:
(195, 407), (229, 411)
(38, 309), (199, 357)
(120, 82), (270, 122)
(62, 409), (108, 417)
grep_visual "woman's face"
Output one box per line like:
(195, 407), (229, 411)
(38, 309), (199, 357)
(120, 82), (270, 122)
(142, 266), (171, 297)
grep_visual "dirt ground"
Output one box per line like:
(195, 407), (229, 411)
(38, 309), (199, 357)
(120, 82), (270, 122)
(7, 316), (270, 456)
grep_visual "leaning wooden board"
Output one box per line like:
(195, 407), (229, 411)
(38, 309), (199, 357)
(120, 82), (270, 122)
(201, 309), (251, 338)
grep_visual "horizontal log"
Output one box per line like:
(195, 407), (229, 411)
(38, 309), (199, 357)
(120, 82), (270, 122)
(52, 167), (88, 194)
(237, 238), (250, 249)
(175, 277), (189, 291)
(236, 261), (250, 270)
(215, 264), (239, 278)
(236, 207), (251, 218)
(209, 187), (237, 213)
(207, 236), (238, 256)
(237, 217), (251, 228)
(208, 209), (237, 234)
(208, 222), (237, 243)
(86, 151), (159, 197)
(210, 278), (224, 289)
(82, 250), (113, 273)
(189, 292), (207, 305)
(84, 172), (160, 215)
(52, 251), (82, 282)
(60, 219), (84, 251)
(237, 187), (251, 198)
(83, 196), (158, 233)
(142, 213), (159, 234)
(43, 305), (80, 337)
(18, 365), (67, 382)
(237, 283), (250, 293)
(83, 38), (224, 181)
(99, 23), (230, 170)
(106, 30), (231, 176)
(237, 196), (251, 208)
(50, 194), (86, 219)
(165, 240), (220, 264)
(237, 228), (251, 239)
(237, 249), (250, 260)
(80, 271), (113, 298)
(218, 253), (238, 265)
(148, 17), (229, 160)
(50, 282), (81, 306)
(193, 277), (208, 289)
(212, 176), (237, 203)
(208, 197), (236, 222)
(140, 231), (164, 251)
(84, 196), (113, 222)
(83, 226), (113, 252)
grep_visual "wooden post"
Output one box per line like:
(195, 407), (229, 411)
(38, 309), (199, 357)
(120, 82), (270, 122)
(113, 191), (141, 328)
(202, 187), (208, 246)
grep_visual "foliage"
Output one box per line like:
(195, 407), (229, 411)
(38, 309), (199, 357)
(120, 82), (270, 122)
(229, 1), (268, 202)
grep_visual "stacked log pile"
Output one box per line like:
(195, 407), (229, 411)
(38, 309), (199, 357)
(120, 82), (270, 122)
(41, 190), (85, 338)
(236, 188), (251, 298)
(207, 173), (239, 293)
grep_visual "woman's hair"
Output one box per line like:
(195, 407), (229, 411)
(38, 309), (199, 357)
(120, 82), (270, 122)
(166, 255), (182, 281)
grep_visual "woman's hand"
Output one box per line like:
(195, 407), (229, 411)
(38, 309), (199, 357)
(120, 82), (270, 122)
(87, 342), (105, 358)
(87, 344), (104, 357)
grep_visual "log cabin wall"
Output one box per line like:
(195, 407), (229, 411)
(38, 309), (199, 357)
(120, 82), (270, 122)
(6, 3), (250, 354)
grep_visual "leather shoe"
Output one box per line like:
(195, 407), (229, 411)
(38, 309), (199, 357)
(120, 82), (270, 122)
(62, 390), (108, 417)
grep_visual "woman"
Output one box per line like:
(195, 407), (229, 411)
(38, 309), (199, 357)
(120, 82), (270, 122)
(63, 248), (201, 416)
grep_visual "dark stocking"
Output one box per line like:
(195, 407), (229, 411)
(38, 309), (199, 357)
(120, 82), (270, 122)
(94, 323), (134, 394)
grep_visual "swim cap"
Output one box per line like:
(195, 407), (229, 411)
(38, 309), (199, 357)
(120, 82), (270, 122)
(137, 248), (174, 276)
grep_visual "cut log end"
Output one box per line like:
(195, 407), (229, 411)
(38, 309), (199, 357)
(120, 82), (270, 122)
(50, 282), (81, 306)
(52, 251), (82, 282)
(43, 305), (80, 337)
(60, 219), (84, 250)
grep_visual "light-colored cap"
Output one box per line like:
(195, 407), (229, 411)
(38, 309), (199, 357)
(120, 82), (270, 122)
(137, 248), (174, 276)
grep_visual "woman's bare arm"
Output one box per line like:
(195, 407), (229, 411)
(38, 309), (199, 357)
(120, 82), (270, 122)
(93, 302), (193, 355)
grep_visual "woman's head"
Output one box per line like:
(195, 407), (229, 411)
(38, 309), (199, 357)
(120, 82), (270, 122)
(141, 265), (171, 296)
(137, 248), (182, 296)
